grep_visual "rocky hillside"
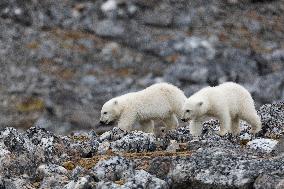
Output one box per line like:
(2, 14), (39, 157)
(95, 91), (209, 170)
(0, 0), (283, 134)
(0, 102), (283, 188)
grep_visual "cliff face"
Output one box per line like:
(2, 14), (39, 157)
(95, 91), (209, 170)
(0, 0), (283, 134)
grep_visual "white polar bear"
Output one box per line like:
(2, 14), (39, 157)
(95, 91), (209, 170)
(99, 83), (186, 133)
(181, 82), (262, 136)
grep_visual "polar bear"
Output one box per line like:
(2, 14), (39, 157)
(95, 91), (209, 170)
(181, 82), (262, 136)
(99, 83), (186, 133)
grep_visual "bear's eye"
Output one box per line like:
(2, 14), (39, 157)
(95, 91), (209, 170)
(186, 110), (191, 113)
(103, 112), (107, 115)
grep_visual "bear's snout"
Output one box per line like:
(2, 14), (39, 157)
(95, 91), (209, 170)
(100, 120), (105, 124)
(181, 118), (186, 122)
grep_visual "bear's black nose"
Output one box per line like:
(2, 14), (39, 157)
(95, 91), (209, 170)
(181, 119), (186, 122)
(100, 121), (105, 124)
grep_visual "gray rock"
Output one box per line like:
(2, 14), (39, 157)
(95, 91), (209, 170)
(164, 64), (209, 85)
(99, 127), (127, 142)
(97, 141), (110, 155)
(148, 157), (172, 180)
(96, 170), (168, 189)
(0, 1), (32, 26)
(168, 147), (284, 188)
(110, 131), (157, 153)
(265, 49), (284, 62)
(36, 164), (69, 189)
(257, 102), (284, 138)
(26, 127), (67, 162)
(36, 164), (68, 180)
(96, 181), (120, 189)
(251, 71), (284, 104)
(254, 174), (284, 189)
(164, 126), (193, 143)
(247, 138), (278, 153)
(95, 20), (126, 38)
(166, 140), (180, 152)
(1, 177), (35, 189)
(272, 135), (284, 155)
(92, 156), (135, 181)
(220, 48), (259, 84)
(174, 37), (216, 60)
(244, 18), (262, 33)
(142, 4), (173, 27)
(39, 175), (69, 189)
(0, 127), (34, 153)
(71, 166), (87, 180)
(80, 75), (97, 86)
(69, 138), (99, 158)
(123, 170), (168, 189)
(64, 175), (96, 189)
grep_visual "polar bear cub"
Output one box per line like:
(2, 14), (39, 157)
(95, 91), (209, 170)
(100, 83), (187, 133)
(181, 82), (262, 136)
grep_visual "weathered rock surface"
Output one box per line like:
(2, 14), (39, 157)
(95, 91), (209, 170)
(254, 173), (284, 189)
(257, 101), (284, 138)
(93, 156), (134, 181)
(0, 102), (282, 188)
(168, 148), (284, 189)
(110, 131), (157, 153)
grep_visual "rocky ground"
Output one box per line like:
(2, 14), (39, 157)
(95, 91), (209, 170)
(0, 101), (282, 189)
(0, 0), (283, 135)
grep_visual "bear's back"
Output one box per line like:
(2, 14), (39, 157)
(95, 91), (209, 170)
(217, 82), (250, 97)
(214, 82), (253, 110)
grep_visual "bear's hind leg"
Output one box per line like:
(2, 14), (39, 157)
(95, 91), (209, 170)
(139, 120), (155, 133)
(241, 112), (262, 134)
(162, 114), (179, 132)
(231, 117), (240, 136)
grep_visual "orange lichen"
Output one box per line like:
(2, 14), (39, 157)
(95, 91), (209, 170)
(63, 161), (76, 170)
(165, 54), (180, 63)
(74, 150), (192, 170)
(26, 41), (39, 49)
(114, 180), (125, 185)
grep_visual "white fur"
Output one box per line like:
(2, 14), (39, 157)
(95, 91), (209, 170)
(100, 83), (187, 133)
(182, 82), (262, 136)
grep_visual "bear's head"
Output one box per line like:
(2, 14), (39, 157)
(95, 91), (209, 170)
(181, 96), (208, 122)
(100, 99), (121, 125)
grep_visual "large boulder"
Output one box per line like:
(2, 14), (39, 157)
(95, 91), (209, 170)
(168, 147), (284, 189)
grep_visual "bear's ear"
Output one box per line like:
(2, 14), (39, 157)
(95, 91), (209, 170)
(113, 100), (118, 105)
(198, 101), (203, 106)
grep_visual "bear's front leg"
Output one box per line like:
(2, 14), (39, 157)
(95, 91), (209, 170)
(189, 119), (203, 136)
(218, 111), (231, 136)
(117, 113), (136, 131)
(162, 114), (179, 132)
